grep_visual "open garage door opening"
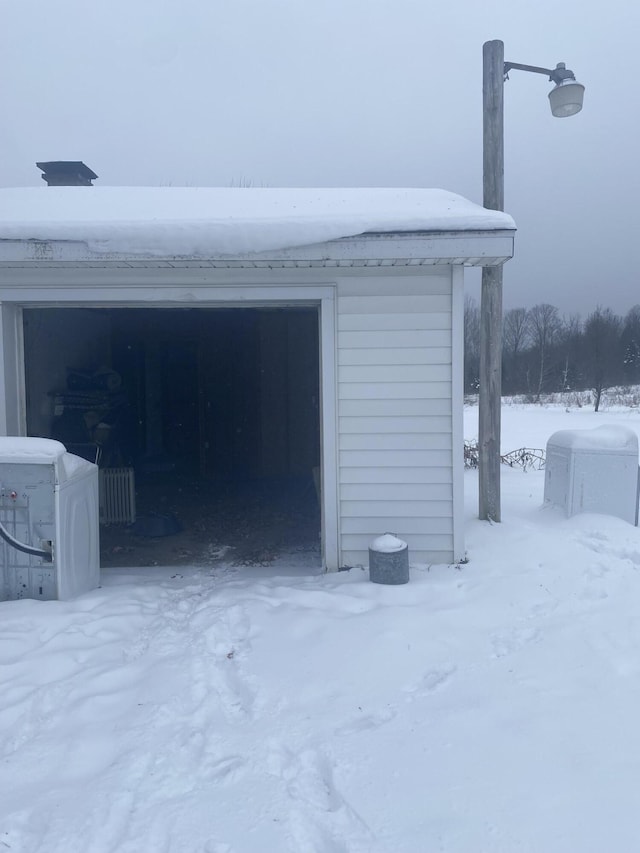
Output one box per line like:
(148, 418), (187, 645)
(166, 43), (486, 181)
(23, 306), (322, 570)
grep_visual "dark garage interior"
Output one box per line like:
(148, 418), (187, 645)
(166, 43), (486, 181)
(23, 306), (322, 568)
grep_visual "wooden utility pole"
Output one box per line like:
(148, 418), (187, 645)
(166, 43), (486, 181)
(478, 40), (583, 521)
(479, 39), (504, 522)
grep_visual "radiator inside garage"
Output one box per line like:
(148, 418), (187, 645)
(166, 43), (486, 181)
(22, 306), (322, 569)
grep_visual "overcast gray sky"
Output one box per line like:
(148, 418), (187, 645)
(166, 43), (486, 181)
(2, 0), (637, 318)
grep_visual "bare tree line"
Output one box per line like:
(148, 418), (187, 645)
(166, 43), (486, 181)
(464, 298), (640, 411)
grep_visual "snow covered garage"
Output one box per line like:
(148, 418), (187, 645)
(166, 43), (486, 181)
(0, 187), (514, 571)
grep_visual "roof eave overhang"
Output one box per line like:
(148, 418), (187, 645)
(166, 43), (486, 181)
(0, 229), (515, 268)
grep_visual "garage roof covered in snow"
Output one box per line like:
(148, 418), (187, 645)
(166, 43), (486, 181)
(0, 187), (515, 261)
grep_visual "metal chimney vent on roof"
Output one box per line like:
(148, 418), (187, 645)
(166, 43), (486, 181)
(36, 161), (98, 186)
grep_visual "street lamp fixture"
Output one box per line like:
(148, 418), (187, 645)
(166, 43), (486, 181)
(479, 41), (584, 523)
(503, 60), (585, 117)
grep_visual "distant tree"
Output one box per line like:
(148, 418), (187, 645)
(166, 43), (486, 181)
(555, 313), (583, 392)
(583, 307), (623, 411)
(502, 307), (530, 394)
(622, 305), (640, 385)
(496, 301), (640, 400)
(463, 295), (480, 394)
(528, 303), (562, 400)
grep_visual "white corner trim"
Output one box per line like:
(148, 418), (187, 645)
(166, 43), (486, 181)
(451, 265), (465, 562)
(320, 293), (339, 571)
(0, 304), (25, 436)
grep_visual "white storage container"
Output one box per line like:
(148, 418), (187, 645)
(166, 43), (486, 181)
(544, 425), (639, 525)
(0, 438), (100, 600)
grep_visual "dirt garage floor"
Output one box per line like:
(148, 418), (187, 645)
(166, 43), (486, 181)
(99, 475), (321, 569)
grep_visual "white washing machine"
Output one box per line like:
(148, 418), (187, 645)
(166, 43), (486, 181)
(544, 425), (639, 525)
(0, 438), (100, 600)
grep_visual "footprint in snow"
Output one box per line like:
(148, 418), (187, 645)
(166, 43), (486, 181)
(334, 707), (397, 736)
(335, 665), (457, 737)
(491, 626), (540, 658)
(266, 742), (375, 852)
(207, 754), (247, 784)
(403, 664), (457, 697)
(267, 744), (343, 812)
(204, 842), (234, 853)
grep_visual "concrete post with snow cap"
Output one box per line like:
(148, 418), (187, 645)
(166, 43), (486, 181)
(368, 533), (409, 585)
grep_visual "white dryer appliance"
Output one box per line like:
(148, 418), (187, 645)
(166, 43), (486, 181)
(0, 438), (100, 600)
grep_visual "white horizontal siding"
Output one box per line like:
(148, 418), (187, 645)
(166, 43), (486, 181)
(340, 433), (451, 451)
(339, 347), (450, 366)
(340, 450), (452, 470)
(339, 382), (450, 400)
(339, 398), (451, 417)
(339, 416), (451, 434)
(340, 483), (452, 501)
(340, 466), (452, 484)
(339, 294), (451, 314)
(337, 271), (449, 297)
(338, 312), (451, 336)
(341, 500), (452, 518)
(339, 363), (451, 384)
(336, 269), (455, 567)
(341, 517), (453, 535)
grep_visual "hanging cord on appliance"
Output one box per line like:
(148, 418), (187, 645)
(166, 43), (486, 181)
(0, 519), (52, 561)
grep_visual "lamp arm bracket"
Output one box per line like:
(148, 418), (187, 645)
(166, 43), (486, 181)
(503, 60), (575, 85)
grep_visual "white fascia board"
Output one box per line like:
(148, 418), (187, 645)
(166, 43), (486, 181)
(314, 231), (514, 264)
(0, 230), (514, 266)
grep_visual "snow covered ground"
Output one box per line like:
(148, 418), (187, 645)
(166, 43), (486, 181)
(3, 402), (640, 852)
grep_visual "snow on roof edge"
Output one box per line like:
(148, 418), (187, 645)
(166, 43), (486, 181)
(0, 186), (516, 259)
